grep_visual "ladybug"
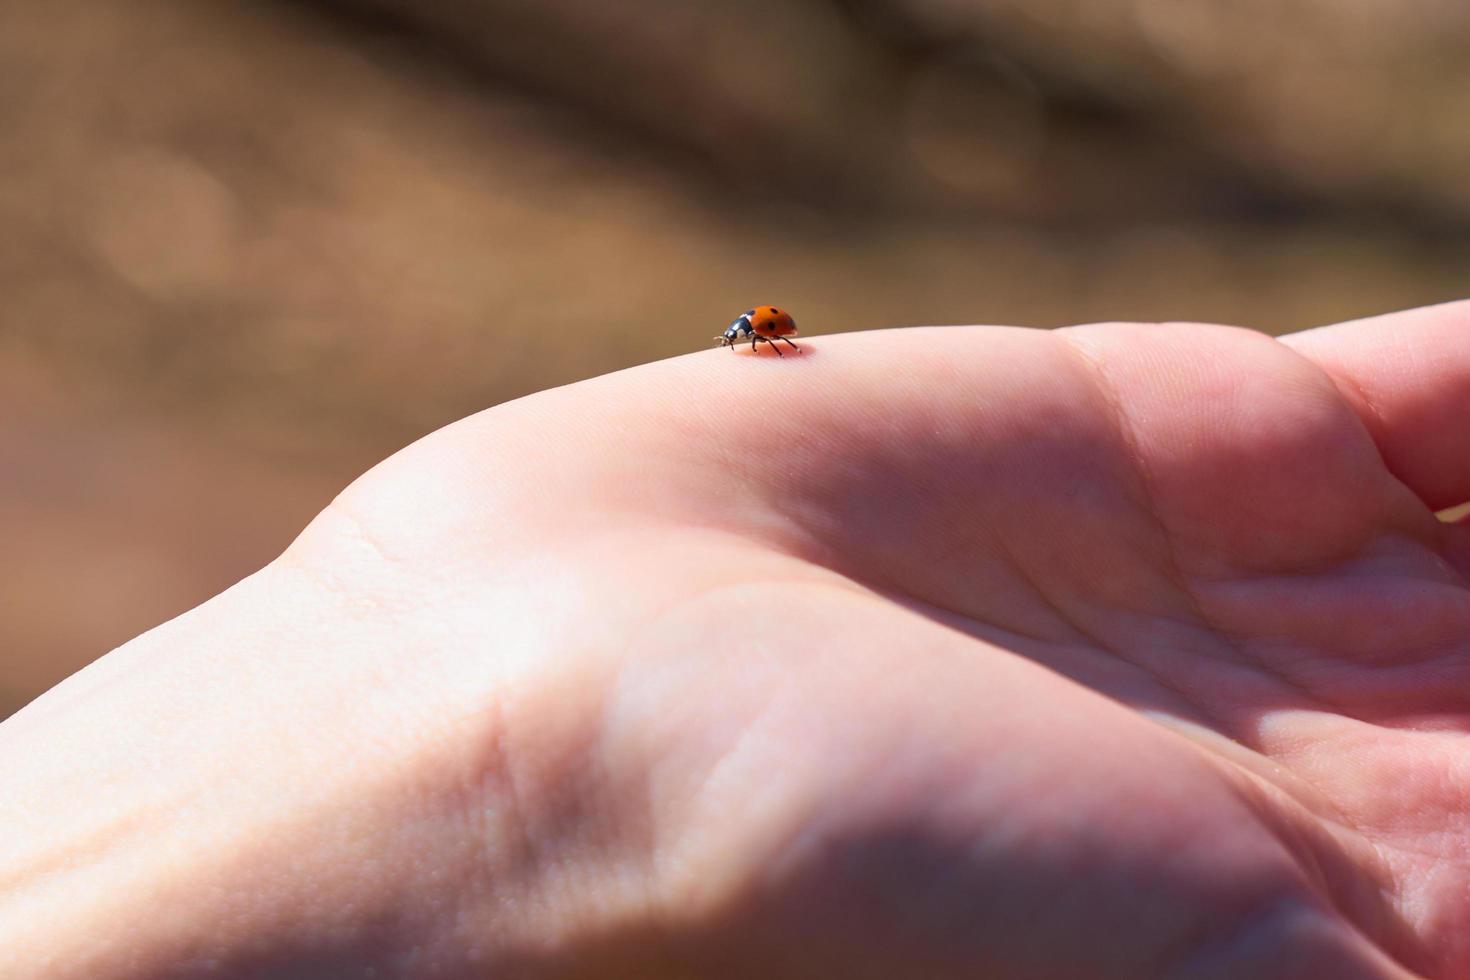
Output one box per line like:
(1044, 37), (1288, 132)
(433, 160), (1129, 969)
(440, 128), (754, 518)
(716, 305), (800, 356)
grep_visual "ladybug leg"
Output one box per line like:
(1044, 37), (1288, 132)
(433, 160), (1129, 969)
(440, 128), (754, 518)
(778, 337), (800, 352)
(751, 335), (758, 353)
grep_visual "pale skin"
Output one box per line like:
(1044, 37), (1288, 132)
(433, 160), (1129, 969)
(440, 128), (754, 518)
(4, 303), (1470, 978)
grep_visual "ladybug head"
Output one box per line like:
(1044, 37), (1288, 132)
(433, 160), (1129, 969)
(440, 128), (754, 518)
(716, 313), (754, 348)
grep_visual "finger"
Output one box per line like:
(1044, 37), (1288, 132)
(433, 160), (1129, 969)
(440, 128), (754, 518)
(316, 321), (1393, 638)
(314, 325), (1156, 628)
(1281, 299), (1470, 511)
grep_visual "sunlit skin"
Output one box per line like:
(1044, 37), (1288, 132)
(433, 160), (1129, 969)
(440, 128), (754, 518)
(5, 302), (1470, 977)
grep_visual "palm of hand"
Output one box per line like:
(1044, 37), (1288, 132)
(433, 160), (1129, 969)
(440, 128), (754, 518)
(283, 311), (1468, 977)
(21, 310), (1470, 978)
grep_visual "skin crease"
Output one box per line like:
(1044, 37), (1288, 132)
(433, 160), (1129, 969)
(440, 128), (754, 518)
(4, 303), (1470, 977)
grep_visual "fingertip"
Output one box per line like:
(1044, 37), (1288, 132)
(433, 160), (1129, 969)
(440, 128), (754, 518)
(1281, 300), (1470, 511)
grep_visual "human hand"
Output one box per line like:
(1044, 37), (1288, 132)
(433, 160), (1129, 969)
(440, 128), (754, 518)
(5, 303), (1470, 978)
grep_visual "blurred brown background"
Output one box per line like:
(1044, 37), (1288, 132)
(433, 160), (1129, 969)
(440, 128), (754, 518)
(3, 0), (1469, 718)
